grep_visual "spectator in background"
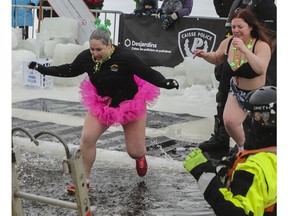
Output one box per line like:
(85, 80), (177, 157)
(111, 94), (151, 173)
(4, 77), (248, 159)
(37, 0), (104, 19)
(197, 0), (276, 155)
(12, 0), (40, 39)
(134, 0), (158, 16)
(156, 0), (193, 30)
(84, 0), (105, 18)
(37, 0), (58, 19)
(213, 0), (234, 17)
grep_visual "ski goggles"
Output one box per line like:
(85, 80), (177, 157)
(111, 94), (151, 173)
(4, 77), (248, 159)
(250, 111), (276, 127)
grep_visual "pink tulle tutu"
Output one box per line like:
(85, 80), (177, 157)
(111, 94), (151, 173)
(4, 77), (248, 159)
(79, 76), (160, 126)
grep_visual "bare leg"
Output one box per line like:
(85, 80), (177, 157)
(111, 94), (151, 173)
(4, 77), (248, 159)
(80, 112), (109, 179)
(223, 94), (248, 146)
(123, 111), (147, 159)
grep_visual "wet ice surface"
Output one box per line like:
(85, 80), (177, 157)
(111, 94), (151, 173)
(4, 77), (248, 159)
(16, 148), (215, 216)
(12, 98), (204, 129)
(12, 98), (217, 215)
(12, 98), (207, 162)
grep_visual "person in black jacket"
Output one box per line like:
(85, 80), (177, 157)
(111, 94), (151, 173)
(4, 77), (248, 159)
(213, 0), (234, 17)
(183, 86), (277, 216)
(197, 0), (276, 154)
(134, 0), (158, 16)
(156, 0), (193, 30)
(28, 20), (179, 194)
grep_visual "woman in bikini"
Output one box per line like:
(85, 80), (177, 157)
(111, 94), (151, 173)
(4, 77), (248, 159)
(193, 8), (274, 153)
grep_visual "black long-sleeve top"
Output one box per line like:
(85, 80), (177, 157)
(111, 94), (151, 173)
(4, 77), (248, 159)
(36, 45), (169, 107)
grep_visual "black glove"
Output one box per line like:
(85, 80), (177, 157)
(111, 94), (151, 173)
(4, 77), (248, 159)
(28, 61), (38, 70)
(164, 79), (179, 89)
(214, 154), (236, 180)
(28, 61), (47, 74)
(161, 14), (174, 30)
(145, 9), (152, 16)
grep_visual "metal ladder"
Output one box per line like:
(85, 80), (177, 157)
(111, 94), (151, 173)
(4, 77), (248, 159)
(12, 127), (94, 216)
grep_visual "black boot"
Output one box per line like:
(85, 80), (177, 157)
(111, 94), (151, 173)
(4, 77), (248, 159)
(198, 115), (230, 151)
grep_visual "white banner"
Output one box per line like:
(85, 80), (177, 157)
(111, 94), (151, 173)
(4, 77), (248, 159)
(47, 0), (96, 44)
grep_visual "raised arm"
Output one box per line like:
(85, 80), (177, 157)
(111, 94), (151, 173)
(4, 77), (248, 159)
(193, 38), (229, 65)
(28, 50), (87, 77)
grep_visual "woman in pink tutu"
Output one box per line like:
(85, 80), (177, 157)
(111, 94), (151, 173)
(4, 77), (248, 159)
(28, 19), (179, 194)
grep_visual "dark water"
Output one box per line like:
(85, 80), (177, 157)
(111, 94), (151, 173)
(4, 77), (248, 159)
(15, 149), (215, 216)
